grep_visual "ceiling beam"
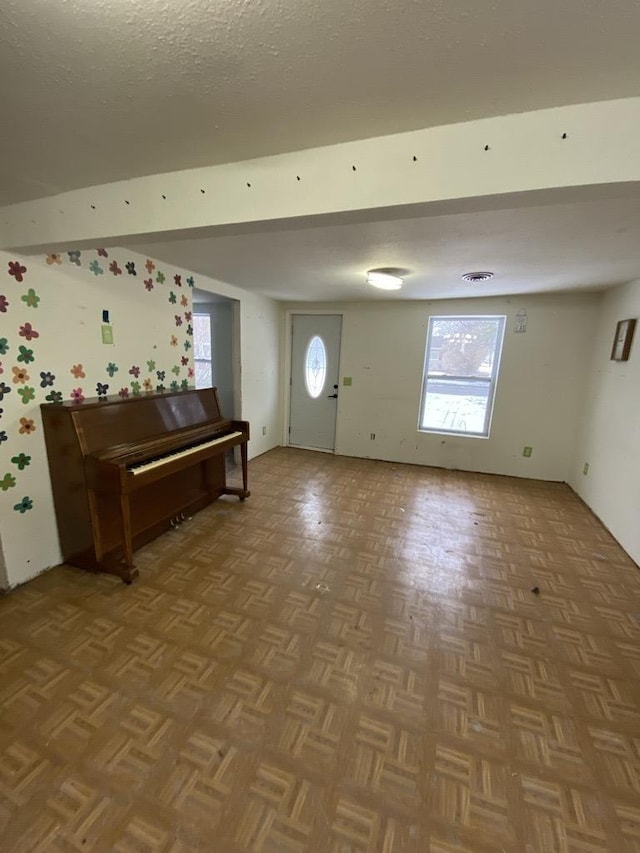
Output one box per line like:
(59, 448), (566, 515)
(2, 98), (640, 252)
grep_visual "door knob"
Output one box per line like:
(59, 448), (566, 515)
(327, 393), (338, 398)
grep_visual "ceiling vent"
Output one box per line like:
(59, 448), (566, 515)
(461, 271), (494, 283)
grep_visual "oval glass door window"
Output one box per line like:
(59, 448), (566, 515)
(304, 335), (327, 398)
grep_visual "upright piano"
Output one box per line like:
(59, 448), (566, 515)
(40, 388), (250, 583)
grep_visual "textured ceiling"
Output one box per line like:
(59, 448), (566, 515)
(3, 0), (640, 205)
(133, 194), (640, 301)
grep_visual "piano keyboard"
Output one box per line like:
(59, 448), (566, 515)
(128, 431), (243, 476)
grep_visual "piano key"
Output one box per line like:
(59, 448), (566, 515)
(128, 430), (243, 476)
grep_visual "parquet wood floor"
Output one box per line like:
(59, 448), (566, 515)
(2, 447), (640, 852)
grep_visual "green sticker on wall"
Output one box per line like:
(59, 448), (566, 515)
(101, 324), (114, 345)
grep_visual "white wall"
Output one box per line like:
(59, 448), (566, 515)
(192, 298), (236, 417)
(188, 277), (283, 458)
(0, 248), (281, 589)
(209, 302), (235, 418)
(285, 293), (599, 481)
(569, 279), (640, 565)
(0, 247), (200, 587)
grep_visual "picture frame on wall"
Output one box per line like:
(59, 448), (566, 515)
(610, 318), (637, 361)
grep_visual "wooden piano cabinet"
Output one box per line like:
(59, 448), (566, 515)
(40, 403), (97, 562)
(88, 460), (224, 579)
(41, 388), (250, 584)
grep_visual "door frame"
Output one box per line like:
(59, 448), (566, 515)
(193, 288), (242, 461)
(283, 310), (344, 450)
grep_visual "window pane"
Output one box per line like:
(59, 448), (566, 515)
(419, 316), (505, 437)
(428, 317), (501, 377)
(193, 315), (212, 360)
(421, 377), (490, 433)
(193, 314), (212, 389)
(304, 335), (327, 399)
(195, 360), (212, 389)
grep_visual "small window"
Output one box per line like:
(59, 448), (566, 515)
(304, 335), (327, 398)
(193, 314), (212, 388)
(419, 315), (505, 437)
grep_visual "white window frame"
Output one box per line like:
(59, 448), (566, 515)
(193, 312), (213, 389)
(418, 314), (506, 438)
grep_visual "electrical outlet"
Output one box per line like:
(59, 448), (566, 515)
(262, 426), (267, 436)
(583, 462), (589, 476)
(522, 446), (533, 458)
(370, 433), (376, 440)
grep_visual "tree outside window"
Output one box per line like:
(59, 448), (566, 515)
(419, 315), (505, 436)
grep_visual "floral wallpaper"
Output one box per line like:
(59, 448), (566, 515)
(0, 247), (196, 587)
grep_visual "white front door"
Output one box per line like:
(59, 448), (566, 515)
(289, 314), (342, 450)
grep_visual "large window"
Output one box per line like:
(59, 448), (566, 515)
(193, 314), (212, 388)
(418, 315), (505, 437)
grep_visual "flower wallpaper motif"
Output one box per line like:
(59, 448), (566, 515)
(19, 323), (39, 341)
(0, 248), (196, 587)
(8, 261), (27, 282)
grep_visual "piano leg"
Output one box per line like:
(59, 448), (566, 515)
(87, 489), (105, 561)
(100, 554), (139, 585)
(119, 493), (137, 581)
(221, 440), (251, 500)
(87, 489), (138, 583)
(240, 440), (249, 499)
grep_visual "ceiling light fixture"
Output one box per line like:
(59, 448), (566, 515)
(461, 271), (494, 283)
(367, 269), (403, 290)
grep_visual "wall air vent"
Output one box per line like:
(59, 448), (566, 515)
(461, 271), (494, 283)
